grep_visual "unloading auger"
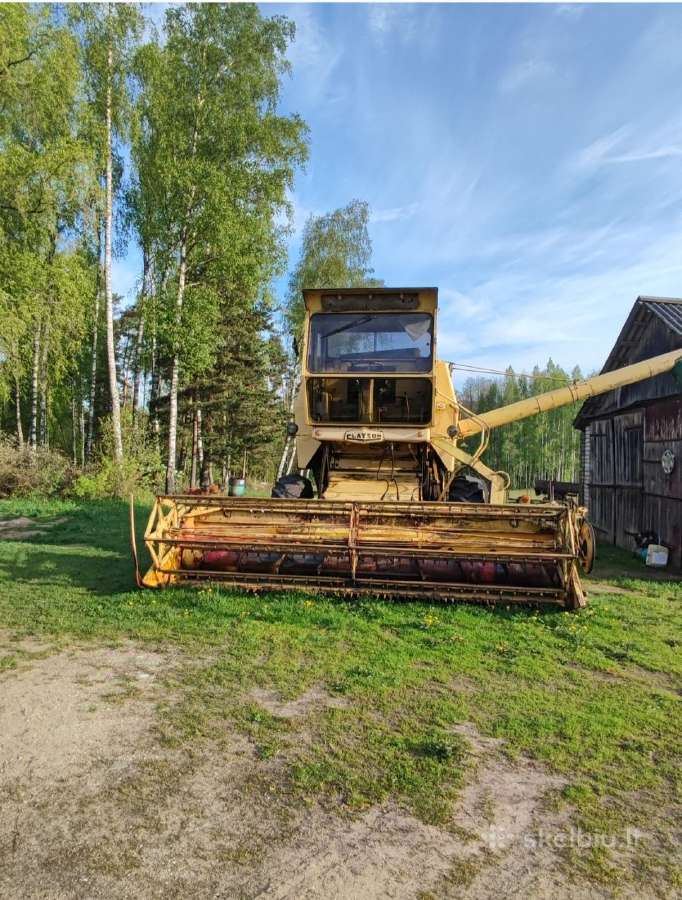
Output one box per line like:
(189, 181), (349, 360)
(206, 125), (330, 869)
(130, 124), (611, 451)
(137, 287), (682, 608)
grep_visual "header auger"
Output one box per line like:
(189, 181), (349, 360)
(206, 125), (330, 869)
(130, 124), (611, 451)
(138, 287), (682, 608)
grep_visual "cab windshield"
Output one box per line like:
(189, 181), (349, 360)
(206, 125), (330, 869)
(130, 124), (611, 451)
(307, 313), (433, 374)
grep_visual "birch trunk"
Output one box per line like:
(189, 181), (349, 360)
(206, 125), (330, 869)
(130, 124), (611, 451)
(39, 323), (49, 448)
(71, 393), (77, 465)
(86, 239), (101, 463)
(79, 386), (85, 468)
(276, 361), (300, 479)
(150, 325), (160, 453)
(285, 443), (296, 475)
(196, 405), (204, 471)
(276, 442), (290, 480)
(105, 40), (123, 463)
(164, 80), (204, 492)
(15, 376), (24, 451)
(165, 235), (188, 493)
(29, 325), (41, 451)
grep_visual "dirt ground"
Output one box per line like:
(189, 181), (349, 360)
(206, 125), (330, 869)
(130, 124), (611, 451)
(0, 639), (649, 900)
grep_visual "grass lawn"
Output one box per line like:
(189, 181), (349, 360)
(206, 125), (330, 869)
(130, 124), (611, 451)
(0, 496), (680, 895)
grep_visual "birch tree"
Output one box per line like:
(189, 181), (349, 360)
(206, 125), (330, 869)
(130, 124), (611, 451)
(132, 4), (307, 492)
(70, 3), (142, 464)
(0, 5), (94, 451)
(284, 200), (381, 339)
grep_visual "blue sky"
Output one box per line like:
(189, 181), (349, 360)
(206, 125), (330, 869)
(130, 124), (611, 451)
(115, 3), (682, 377)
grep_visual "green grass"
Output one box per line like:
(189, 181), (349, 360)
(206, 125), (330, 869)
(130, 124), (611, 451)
(0, 497), (680, 889)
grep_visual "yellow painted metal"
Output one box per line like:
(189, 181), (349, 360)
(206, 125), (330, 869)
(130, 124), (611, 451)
(137, 286), (682, 607)
(295, 287), (471, 500)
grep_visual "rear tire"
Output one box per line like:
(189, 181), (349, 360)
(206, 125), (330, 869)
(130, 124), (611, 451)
(271, 473), (314, 499)
(448, 472), (489, 503)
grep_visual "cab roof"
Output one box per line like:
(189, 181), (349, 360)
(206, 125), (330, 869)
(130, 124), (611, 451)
(302, 287), (438, 314)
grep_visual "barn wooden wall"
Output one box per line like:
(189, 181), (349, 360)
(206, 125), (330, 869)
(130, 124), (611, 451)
(643, 397), (682, 568)
(584, 398), (682, 569)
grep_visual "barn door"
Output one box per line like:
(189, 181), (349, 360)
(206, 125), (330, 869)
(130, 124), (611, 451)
(589, 419), (615, 542)
(613, 412), (643, 552)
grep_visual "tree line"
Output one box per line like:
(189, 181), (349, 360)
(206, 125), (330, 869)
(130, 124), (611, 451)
(0, 4), (322, 494)
(458, 360), (585, 490)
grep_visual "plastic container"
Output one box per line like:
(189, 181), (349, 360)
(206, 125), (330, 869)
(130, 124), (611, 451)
(646, 544), (669, 567)
(228, 477), (246, 497)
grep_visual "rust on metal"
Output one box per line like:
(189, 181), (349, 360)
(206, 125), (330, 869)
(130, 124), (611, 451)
(142, 494), (587, 609)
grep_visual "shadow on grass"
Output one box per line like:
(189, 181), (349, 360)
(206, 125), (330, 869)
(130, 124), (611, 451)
(0, 544), (136, 595)
(0, 499), (150, 597)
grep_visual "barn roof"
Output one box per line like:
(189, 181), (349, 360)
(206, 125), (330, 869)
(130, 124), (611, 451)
(601, 296), (682, 371)
(575, 295), (682, 428)
(642, 297), (682, 334)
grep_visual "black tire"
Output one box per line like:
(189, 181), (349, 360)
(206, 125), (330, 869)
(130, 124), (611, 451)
(448, 472), (489, 503)
(271, 473), (314, 499)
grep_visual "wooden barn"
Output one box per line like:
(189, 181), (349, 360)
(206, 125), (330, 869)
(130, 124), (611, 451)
(575, 296), (682, 568)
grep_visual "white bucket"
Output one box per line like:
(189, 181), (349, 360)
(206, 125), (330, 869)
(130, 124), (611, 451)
(646, 544), (669, 567)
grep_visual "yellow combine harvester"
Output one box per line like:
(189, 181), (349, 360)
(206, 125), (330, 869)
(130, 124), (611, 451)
(137, 287), (682, 608)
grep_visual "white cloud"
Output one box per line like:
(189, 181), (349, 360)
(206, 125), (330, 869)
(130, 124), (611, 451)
(575, 125), (631, 168)
(435, 223), (682, 373)
(436, 330), (477, 360)
(468, 219), (636, 273)
(498, 58), (553, 93)
(576, 120), (682, 168)
(367, 5), (420, 46)
(368, 6), (393, 37)
(554, 5), (585, 21)
(371, 203), (419, 224)
(284, 5), (343, 106)
(608, 145), (682, 163)
(291, 194), (318, 234)
(439, 287), (488, 322)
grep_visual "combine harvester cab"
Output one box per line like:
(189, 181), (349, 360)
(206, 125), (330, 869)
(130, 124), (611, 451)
(139, 288), (682, 609)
